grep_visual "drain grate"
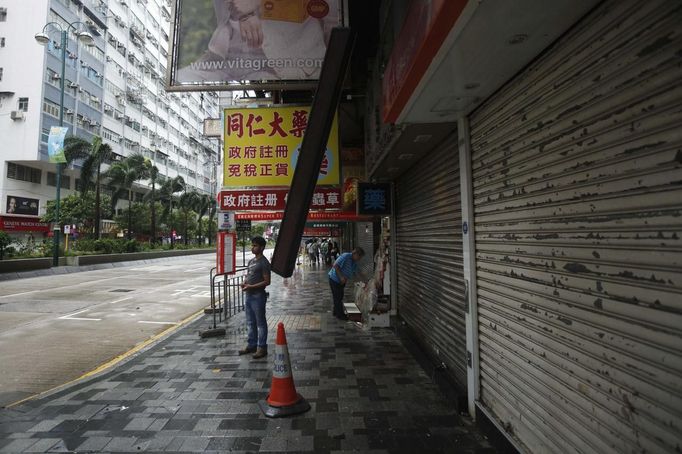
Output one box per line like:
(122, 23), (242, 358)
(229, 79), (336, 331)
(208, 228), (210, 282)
(110, 289), (134, 292)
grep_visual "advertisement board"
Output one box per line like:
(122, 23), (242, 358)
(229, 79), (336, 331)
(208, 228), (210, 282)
(6, 195), (39, 216)
(167, 0), (343, 91)
(223, 106), (339, 187)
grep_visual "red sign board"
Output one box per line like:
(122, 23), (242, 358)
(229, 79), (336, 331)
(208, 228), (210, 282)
(219, 187), (342, 211)
(235, 211), (372, 222)
(0, 216), (50, 233)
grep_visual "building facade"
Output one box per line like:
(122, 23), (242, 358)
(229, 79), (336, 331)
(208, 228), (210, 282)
(0, 0), (219, 239)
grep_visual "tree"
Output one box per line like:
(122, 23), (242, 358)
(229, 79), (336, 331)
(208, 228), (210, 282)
(105, 154), (147, 240)
(63, 136), (114, 239)
(42, 192), (113, 232)
(158, 176), (185, 246)
(143, 160), (160, 245)
(195, 193), (213, 245)
(178, 190), (200, 245)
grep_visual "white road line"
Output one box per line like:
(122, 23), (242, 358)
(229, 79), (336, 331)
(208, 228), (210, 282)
(58, 309), (90, 318)
(108, 297), (132, 304)
(60, 317), (102, 321)
(138, 321), (179, 325)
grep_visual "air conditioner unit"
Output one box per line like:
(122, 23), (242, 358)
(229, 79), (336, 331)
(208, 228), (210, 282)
(115, 113), (124, 119)
(81, 61), (88, 68)
(106, 56), (112, 62)
(51, 73), (61, 80)
(65, 109), (74, 115)
(10, 110), (24, 121)
(104, 105), (113, 112)
(68, 82), (78, 89)
(78, 87), (84, 93)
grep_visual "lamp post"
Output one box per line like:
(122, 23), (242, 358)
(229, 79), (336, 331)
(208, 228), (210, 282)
(35, 22), (94, 266)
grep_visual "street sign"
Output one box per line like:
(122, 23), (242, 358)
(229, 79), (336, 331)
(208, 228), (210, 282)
(216, 232), (236, 275)
(218, 211), (236, 231)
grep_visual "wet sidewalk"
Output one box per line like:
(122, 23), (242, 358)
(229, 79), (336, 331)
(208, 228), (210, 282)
(0, 266), (498, 453)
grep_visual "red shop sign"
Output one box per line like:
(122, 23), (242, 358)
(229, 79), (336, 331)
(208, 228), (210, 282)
(0, 215), (50, 232)
(219, 187), (341, 211)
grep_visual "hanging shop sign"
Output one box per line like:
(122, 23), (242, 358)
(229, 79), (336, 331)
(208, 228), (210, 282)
(218, 187), (341, 211)
(357, 183), (391, 215)
(6, 195), (39, 216)
(223, 106), (339, 187)
(0, 216), (50, 233)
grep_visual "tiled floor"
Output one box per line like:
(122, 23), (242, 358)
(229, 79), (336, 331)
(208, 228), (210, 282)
(0, 265), (498, 453)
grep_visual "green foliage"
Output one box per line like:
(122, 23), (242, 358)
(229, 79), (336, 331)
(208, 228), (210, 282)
(177, 0), (216, 67)
(0, 231), (11, 260)
(41, 192), (112, 236)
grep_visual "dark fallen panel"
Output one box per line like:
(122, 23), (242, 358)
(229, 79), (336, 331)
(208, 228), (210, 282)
(271, 27), (355, 277)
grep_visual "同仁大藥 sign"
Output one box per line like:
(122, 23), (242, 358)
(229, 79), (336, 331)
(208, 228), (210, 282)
(223, 106), (339, 187)
(219, 187), (341, 211)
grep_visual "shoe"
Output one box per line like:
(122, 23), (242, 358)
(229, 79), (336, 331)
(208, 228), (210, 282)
(252, 348), (267, 359)
(238, 346), (257, 355)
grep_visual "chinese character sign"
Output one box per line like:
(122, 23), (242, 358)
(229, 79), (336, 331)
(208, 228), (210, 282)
(219, 188), (341, 211)
(223, 106), (339, 187)
(357, 183), (392, 215)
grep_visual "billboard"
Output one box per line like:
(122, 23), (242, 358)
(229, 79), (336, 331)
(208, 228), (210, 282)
(167, 0), (343, 91)
(223, 105), (339, 187)
(219, 187), (341, 211)
(6, 195), (39, 216)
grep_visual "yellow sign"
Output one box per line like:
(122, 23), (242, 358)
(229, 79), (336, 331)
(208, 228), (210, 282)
(223, 106), (339, 187)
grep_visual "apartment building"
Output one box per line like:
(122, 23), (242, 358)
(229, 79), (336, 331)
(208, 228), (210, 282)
(0, 0), (219, 238)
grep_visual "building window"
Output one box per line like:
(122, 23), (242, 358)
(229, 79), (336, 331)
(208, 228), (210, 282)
(0, 8), (7, 22)
(1, 37), (5, 47)
(41, 128), (49, 143)
(42, 99), (60, 117)
(18, 97), (28, 112)
(47, 172), (71, 190)
(7, 163), (41, 184)
(0, 68), (3, 81)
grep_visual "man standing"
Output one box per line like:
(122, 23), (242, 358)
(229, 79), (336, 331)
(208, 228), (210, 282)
(328, 247), (366, 320)
(239, 236), (271, 359)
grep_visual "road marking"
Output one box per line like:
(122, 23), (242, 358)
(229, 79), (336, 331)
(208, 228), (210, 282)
(185, 267), (204, 272)
(58, 309), (101, 322)
(138, 321), (179, 325)
(109, 297), (132, 304)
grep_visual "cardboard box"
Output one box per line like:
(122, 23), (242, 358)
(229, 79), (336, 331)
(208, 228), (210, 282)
(261, 0), (309, 23)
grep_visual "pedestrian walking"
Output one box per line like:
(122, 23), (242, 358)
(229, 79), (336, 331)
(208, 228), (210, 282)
(239, 236), (271, 359)
(328, 247), (366, 320)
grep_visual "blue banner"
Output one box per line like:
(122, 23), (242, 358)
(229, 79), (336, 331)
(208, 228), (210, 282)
(47, 126), (69, 164)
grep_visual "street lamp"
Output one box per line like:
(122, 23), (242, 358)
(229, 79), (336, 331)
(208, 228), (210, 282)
(35, 22), (94, 266)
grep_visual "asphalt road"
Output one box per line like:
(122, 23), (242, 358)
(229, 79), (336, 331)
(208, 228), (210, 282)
(0, 253), (232, 408)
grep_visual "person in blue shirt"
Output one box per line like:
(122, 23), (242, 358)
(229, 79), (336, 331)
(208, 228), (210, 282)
(328, 247), (366, 320)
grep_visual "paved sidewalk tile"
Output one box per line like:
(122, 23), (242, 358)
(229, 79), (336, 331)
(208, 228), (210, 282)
(0, 267), (498, 453)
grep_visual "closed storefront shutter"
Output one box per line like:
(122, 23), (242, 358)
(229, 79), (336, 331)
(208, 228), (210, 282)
(469, 0), (682, 452)
(395, 137), (466, 388)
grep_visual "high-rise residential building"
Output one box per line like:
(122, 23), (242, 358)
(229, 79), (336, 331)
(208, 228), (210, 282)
(0, 0), (219, 238)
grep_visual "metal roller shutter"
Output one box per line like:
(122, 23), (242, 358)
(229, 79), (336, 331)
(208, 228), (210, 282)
(469, 0), (682, 452)
(395, 136), (466, 388)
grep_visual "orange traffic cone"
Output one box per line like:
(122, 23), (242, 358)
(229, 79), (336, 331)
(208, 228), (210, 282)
(258, 322), (310, 418)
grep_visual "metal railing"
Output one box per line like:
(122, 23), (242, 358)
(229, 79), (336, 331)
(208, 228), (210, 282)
(210, 267), (247, 322)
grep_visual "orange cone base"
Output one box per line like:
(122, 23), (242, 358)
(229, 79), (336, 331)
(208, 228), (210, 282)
(258, 393), (310, 418)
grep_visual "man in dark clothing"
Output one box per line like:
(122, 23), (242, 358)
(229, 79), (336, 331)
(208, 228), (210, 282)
(239, 236), (271, 359)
